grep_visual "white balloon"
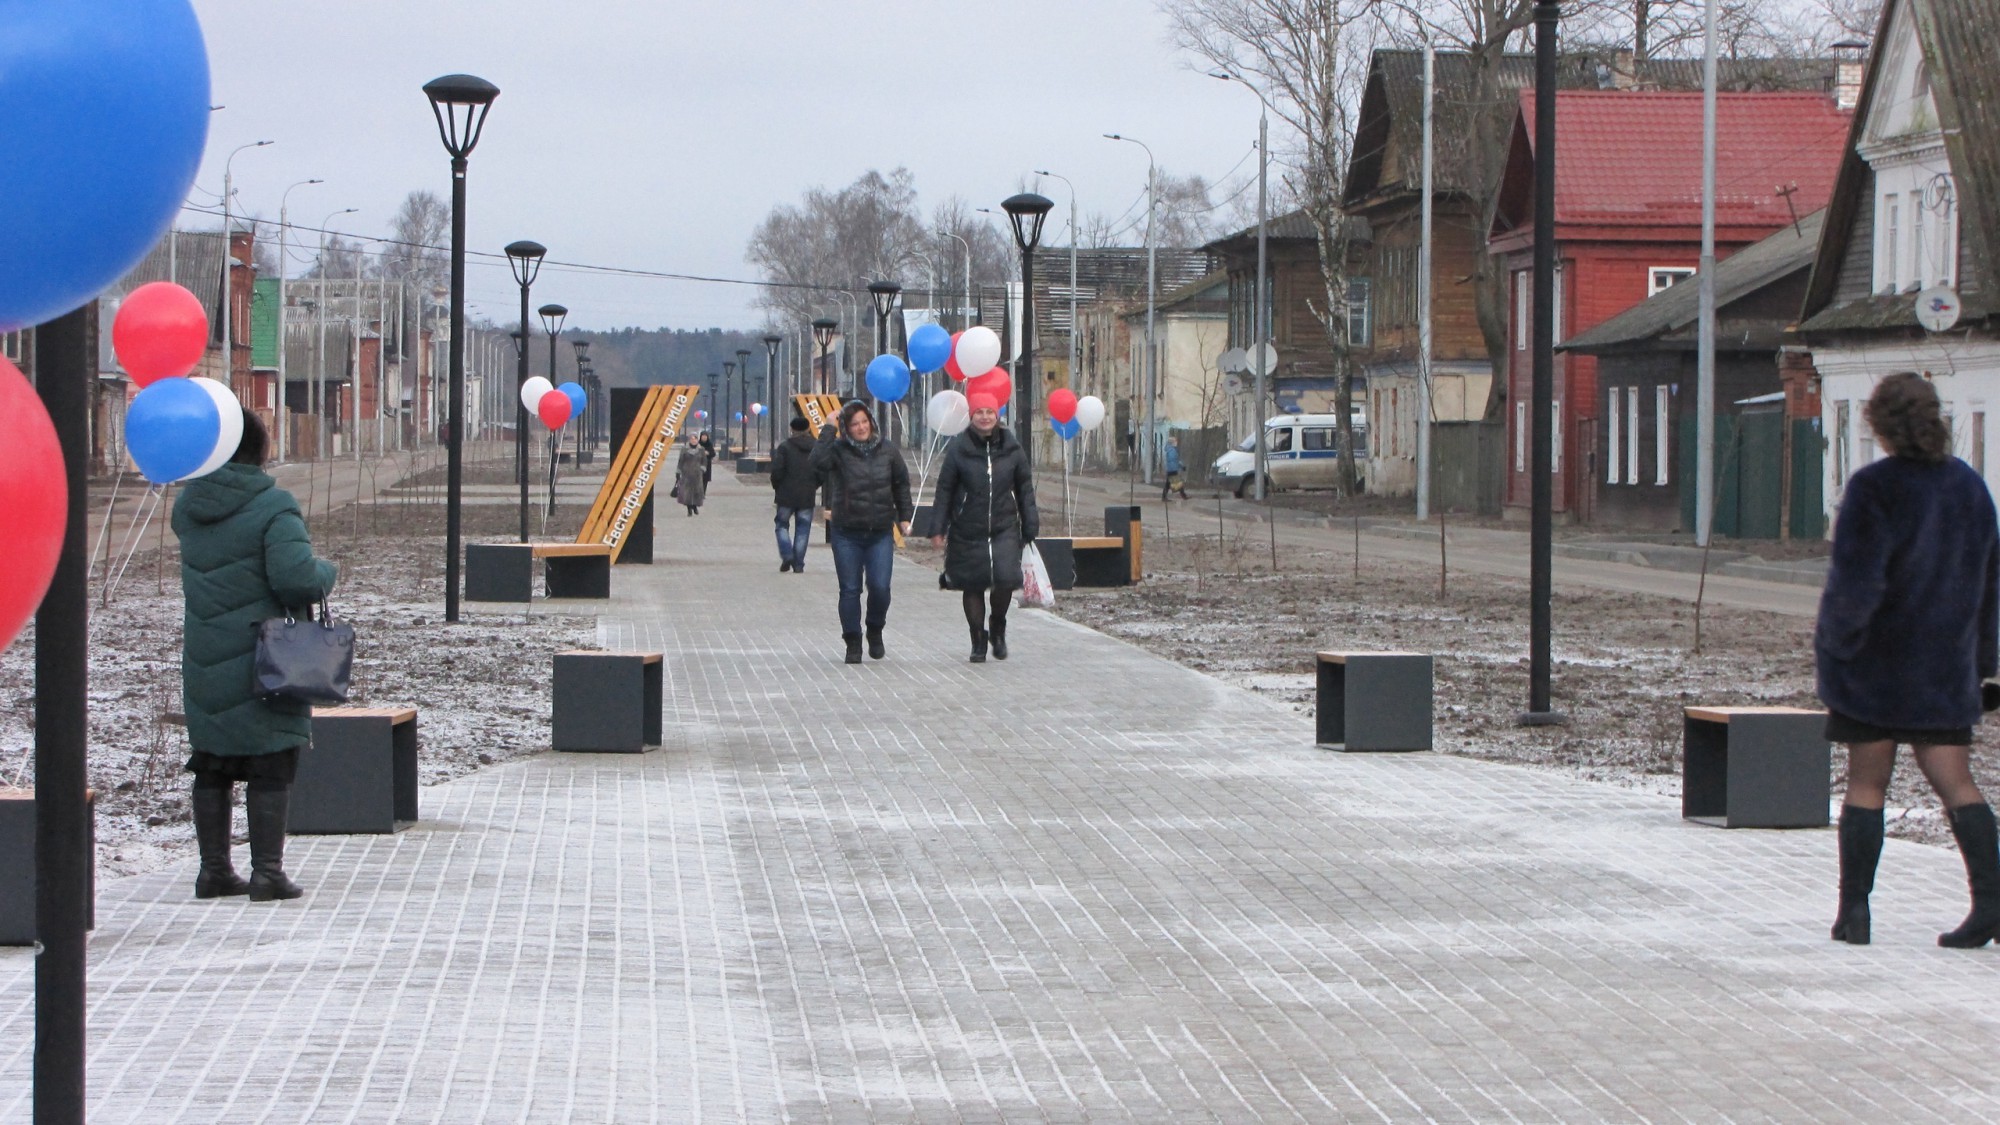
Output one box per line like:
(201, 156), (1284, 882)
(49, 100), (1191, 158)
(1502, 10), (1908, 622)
(520, 376), (554, 414)
(751, 402), (764, 416)
(926, 389), (970, 436)
(955, 325), (1002, 379)
(185, 377), (245, 480)
(1075, 395), (1106, 431)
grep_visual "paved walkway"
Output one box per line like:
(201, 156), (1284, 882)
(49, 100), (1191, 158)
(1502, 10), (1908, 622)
(5, 472), (2000, 1122)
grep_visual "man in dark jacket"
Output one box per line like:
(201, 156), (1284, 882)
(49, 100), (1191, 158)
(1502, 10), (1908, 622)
(770, 416), (819, 572)
(809, 401), (913, 663)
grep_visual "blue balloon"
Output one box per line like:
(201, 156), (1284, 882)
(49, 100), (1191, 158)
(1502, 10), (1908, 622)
(558, 380), (586, 419)
(865, 354), (913, 402)
(1053, 417), (1082, 441)
(907, 323), (952, 373)
(126, 377), (220, 483)
(0, 1), (211, 330)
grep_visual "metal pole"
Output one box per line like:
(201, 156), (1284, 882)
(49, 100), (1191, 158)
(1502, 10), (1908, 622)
(1021, 244), (1038, 442)
(221, 166), (233, 390)
(34, 306), (90, 1125)
(445, 157), (468, 622)
(1524, 1), (1562, 723)
(1416, 36), (1435, 521)
(516, 284), (530, 543)
(1144, 163), (1158, 485)
(547, 327), (560, 498)
(1254, 112), (1270, 502)
(1695, 0), (1718, 547)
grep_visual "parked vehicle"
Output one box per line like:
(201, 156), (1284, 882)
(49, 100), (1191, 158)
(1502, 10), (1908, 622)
(1210, 413), (1368, 497)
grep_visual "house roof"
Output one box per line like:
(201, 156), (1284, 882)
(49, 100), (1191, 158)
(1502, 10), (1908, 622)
(103, 229), (228, 333)
(1121, 271), (1229, 321)
(1204, 209), (1321, 252)
(1345, 50), (1841, 207)
(1028, 247), (1216, 336)
(1562, 209), (1826, 354)
(1801, 0), (2000, 330)
(1491, 91), (1850, 237)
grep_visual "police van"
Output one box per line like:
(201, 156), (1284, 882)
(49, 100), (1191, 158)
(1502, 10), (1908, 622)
(1209, 413), (1368, 496)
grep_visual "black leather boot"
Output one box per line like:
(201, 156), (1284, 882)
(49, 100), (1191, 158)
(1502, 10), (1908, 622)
(844, 632), (863, 664)
(1832, 804), (1881, 944)
(245, 786), (304, 902)
(1940, 802), (2000, 948)
(866, 628), (885, 660)
(969, 626), (987, 664)
(988, 616), (1008, 661)
(192, 785), (249, 899)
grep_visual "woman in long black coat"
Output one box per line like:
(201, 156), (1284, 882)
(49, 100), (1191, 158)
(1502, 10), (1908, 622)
(928, 392), (1039, 662)
(1818, 372), (2000, 948)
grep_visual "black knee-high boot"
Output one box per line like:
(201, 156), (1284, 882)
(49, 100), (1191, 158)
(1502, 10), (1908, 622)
(963, 591), (987, 663)
(192, 779), (249, 899)
(988, 590), (1010, 661)
(1832, 804), (1882, 944)
(1940, 802), (2000, 948)
(245, 783), (304, 902)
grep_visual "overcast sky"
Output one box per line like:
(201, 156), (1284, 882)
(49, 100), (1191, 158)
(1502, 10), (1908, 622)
(188, 0), (1261, 331)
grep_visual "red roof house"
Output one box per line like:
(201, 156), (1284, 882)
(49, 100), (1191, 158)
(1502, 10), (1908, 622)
(1488, 90), (1850, 520)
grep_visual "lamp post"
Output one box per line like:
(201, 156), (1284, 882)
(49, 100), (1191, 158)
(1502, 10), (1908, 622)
(722, 360), (737, 455)
(736, 347), (753, 450)
(811, 318), (838, 396)
(1522, 2), (1565, 726)
(867, 281), (900, 435)
(504, 240), (546, 542)
(936, 229), (973, 332)
(1209, 73), (1275, 501)
(571, 339), (591, 452)
(1032, 171), (1081, 422)
(538, 303), (566, 511)
(313, 207), (359, 459)
(763, 333), (783, 449)
(219, 139), (273, 391)
(1106, 134), (1158, 483)
(423, 73), (499, 624)
(1001, 194), (1054, 449)
(273, 177), (322, 463)
(707, 372), (719, 435)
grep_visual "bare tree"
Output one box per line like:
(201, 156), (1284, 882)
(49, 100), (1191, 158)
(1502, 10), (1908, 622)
(378, 190), (448, 283)
(1165, 0), (1375, 492)
(928, 195), (1013, 308)
(746, 168), (933, 329)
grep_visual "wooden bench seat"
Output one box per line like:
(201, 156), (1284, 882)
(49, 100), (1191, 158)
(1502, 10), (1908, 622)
(465, 542), (612, 601)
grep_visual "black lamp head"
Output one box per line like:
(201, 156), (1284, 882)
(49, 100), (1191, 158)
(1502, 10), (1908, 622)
(571, 339), (590, 358)
(762, 333), (782, 359)
(723, 360), (736, 377)
(1001, 193), (1055, 252)
(537, 302), (567, 336)
(422, 73), (499, 160)
(811, 318), (838, 349)
(505, 240), (546, 288)
(867, 280), (903, 319)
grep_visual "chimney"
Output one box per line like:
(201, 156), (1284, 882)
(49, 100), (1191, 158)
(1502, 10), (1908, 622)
(1835, 60), (1863, 110)
(1611, 49), (1638, 91)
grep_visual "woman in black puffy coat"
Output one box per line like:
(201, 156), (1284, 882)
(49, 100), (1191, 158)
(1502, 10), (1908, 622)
(928, 392), (1039, 662)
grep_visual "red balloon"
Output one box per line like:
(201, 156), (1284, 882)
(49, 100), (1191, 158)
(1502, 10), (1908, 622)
(965, 368), (1012, 408)
(538, 389), (573, 429)
(0, 359), (67, 653)
(1047, 388), (1078, 424)
(113, 281), (209, 387)
(943, 332), (967, 382)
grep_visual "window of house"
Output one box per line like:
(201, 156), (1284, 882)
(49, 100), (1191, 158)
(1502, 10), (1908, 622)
(1655, 385), (1672, 484)
(1347, 278), (1372, 347)
(1649, 267), (1695, 295)
(1515, 271), (1529, 350)
(1882, 196), (1901, 294)
(1859, 407), (1876, 465)
(1554, 264), (1565, 344)
(1, 331), (19, 361)
(1515, 400), (1527, 472)
(1302, 427), (1335, 451)
(1389, 387), (1400, 457)
(1627, 386), (1641, 486)
(1911, 195), (1927, 291)
(1974, 410), (1987, 477)
(1835, 400), (1852, 488)
(1607, 387), (1623, 484)
(1552, 400), (1563, 475)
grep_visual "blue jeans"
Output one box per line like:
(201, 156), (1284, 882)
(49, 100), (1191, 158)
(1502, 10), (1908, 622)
(828, 527), (894, 636)
(775, 506), (813, 567)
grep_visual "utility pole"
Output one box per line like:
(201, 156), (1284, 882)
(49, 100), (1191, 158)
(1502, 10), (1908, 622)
(1695, 0), (1719, 546)
(1416, 36), (1435, 520)
(219, 140), (273, 392)
(275, 178), (323, 463)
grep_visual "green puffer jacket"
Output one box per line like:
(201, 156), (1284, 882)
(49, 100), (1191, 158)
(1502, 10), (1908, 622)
(172, 463), (338, 758)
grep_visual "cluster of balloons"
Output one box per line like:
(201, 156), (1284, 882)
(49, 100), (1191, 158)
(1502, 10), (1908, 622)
(1046, 388), (1108, 442)
(121, 282), (248, 484)
(520, 375), (586, 430)
(916, 324), (1014, 437)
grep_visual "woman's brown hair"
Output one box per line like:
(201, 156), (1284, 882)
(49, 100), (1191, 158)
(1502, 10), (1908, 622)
(1864, 371), (1952, 462)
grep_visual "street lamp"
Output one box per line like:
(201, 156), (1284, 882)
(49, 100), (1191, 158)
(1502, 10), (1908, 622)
(736, 347), (753, 451)
(1002, 192), (1054, 451)
(707, 372), (719, 433)
(273, 177), (322, 464)
(722, 360), (737, 454)
(1106, 133), (1159, 483)
(538, 302), (567, 508)
(936, 229), (973, 332)
(1522, 1), (1565, 726)
(423, 72), (499, 624)
(313, 206), (360, 460)
(1032, 170), (1081, 430)
(763, 333), (783, 449)
(219, 139), (273, 391)
(505, 239), (546, 543)
(867, 281), (901, 433)
(811, 318), (838, 396)
(571, 339), (591, 451)
(1210, 71), (1275, 501)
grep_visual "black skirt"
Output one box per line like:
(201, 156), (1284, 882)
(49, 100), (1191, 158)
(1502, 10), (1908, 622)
(184, 746), (301, 784)
(1824, 710), (1974, 748)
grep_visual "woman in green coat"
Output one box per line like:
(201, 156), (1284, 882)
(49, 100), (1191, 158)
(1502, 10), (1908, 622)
(173, 411), (337, 901)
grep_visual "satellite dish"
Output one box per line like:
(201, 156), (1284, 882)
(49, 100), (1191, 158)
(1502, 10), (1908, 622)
(1223, 373), (1245, 396)
(1247, 342), (1278, 376)
(1218, 347), (1248, 374)
(1916, 286), (1962, 333)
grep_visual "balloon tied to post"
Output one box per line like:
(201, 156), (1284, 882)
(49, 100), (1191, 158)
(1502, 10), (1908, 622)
(521, 376), (587, 431)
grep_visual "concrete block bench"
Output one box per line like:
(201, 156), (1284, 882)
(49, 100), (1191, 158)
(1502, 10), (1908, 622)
(1682, 706), (1830, 828)
(735, 455), (771, 475)
(0, 788), (96, 946)
(1032, 536), (1128, 589)
(553, 651), (664, 753)
(295, 708), (420, 835)
(465, 542), (611, 602)
(1314, 651), (1434, 752)
(1105, 505), (1143, 583)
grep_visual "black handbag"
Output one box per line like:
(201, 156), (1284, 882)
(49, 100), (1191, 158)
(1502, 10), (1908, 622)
(254, 599), (354, 705)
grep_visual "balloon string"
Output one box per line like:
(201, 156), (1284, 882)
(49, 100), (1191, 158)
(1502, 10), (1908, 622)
(87, 469), (127, 586)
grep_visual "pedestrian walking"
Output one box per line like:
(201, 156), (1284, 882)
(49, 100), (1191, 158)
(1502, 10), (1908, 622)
(1162, 435), (1190, 501)
(929, 393), (1040, 663)
(174, 410), (337, 902)
(698, 430), (716, 485)
(809, 401), (913, 663)
(771, 415), (818, 572)
(1818, 372), (2000, 948)
(674, 441), (707, 516)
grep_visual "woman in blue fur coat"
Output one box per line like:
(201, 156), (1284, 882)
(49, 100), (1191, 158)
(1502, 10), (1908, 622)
(1817, 372), (2000, 948)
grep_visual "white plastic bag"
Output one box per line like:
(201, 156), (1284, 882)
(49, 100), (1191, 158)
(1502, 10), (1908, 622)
(1019, 543), (1056, 609)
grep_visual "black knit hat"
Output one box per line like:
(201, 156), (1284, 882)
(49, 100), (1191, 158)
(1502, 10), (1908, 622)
(789, 416), (809, 432)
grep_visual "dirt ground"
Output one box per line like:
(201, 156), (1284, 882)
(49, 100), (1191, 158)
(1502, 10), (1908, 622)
(0, 463), (595, 879)
(1038, 517), (1993, 849)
